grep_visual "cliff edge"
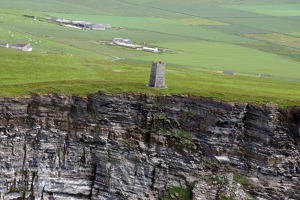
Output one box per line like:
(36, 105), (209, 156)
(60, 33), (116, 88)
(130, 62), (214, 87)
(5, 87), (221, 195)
(0, 93), (299, 200)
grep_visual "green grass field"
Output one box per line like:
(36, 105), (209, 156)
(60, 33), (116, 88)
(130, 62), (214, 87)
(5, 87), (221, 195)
(221, 4), (300, 17)
(1, 47), (300, 107)
(133, 41), (300, 80)
(1, 0), (300, 106)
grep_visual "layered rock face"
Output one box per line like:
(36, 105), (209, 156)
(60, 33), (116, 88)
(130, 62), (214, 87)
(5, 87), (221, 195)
(0, 93), (299, 200)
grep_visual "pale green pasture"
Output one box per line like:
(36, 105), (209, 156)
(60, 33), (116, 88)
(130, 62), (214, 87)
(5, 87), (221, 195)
(208, 25), (270, 35)
(221, 4), (300, 17)
(218, 17), (300, 34)
(169, 18), (228, 26)
(133, 42), (300, 80)
(245, 33), (300, 49)
(289, 32), (300, 38)
(141, 3), (258, 18)
(0, 48), (105, 85)
(0, 0), (187, 18)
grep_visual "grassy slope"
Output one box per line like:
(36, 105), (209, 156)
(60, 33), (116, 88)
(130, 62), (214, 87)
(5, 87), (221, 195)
(221, 4), (300, 17)
(0, 0), (300, 107)
(132, 41), (300, 80)
(1, 48), (300, 107)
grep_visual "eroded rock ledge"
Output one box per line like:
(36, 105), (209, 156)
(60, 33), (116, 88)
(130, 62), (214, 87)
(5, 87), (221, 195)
(0, 93), (299, 200)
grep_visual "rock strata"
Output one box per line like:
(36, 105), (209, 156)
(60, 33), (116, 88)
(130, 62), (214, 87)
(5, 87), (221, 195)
(0, 93), (298, 200)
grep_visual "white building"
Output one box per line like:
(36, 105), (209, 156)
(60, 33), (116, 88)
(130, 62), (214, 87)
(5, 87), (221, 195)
(112, 38), (135, 48)
(0, 43), (9, 48)
(115, 42), (136, 48)
(142, 47), (159, 53)
(104, 24), (112, 29)
(112, 38), (132, 44)
(91, 24), (106, 30)
(11, 43), (33, 52)
(112, 38), (123, 44)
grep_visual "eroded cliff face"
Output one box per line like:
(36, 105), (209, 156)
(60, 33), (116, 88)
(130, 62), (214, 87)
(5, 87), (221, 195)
(0, 93), (299, 200)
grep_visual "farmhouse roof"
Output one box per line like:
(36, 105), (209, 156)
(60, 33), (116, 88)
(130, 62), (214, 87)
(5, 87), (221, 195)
(49, 17), (59, 21)
(57, 19), (72, 24)
(113, 38), (128, 44)
(92, 24), (105, 28)
(11, 43), (29, 48)
(22, 45), (33, 52)
(10, 43), (32, 51)
(72, 21), (92, 28)
(0, 43), (9, 47)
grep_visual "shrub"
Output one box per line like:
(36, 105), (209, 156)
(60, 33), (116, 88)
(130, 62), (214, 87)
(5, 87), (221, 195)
(160, 186), (192, 200)
(233, 173), (249, 186)
(171, 129), (192, 140)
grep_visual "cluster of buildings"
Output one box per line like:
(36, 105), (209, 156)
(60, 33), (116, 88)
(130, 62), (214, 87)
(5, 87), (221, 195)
(46, 18), (161, 53)
(112, 38), (160, 53)
(112, 38), (136, 48)
(0, 43), (32, 52)
(48, 17), (111, 30)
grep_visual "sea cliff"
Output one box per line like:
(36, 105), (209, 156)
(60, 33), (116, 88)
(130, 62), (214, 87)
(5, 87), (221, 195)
(0, 93), (299, 200)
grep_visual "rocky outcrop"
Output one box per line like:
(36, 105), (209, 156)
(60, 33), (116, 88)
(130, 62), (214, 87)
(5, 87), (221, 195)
(0, 93), (299, 200)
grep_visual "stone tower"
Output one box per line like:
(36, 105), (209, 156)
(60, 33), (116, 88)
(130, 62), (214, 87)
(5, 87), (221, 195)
(148, 61), (166, 88)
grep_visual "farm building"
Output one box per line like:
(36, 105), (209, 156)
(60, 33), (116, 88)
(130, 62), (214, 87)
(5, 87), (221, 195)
(116, 42), (136, 48)
(104, 24), (112, 29)
(49, 17), (58, 22)
(10, 43), (32, 52)
(112, 38), (122, 44)
(72, 21), (92, 28)
(0, 43), (9, 48)
(142, 47), (159, 53)
(223, 70), (236, 75)
(112, 38), (136, 48)
(113, 38), (132, 44)
(48, 17), (111, 31)
(91, 24), (106, 30)
(258, 74), (266, 78)
(56, 19), (72, 24)
(123, 39), (131, 44)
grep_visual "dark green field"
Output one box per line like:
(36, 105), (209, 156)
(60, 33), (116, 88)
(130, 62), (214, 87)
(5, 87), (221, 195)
(1, 0), (300, 106)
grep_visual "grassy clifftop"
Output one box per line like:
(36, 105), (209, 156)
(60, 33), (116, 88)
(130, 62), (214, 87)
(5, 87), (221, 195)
(1, 48), (300, 107)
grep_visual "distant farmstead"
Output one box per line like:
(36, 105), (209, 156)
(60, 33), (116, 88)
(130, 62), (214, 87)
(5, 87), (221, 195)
(112, 38), (136, 48)
(0, 43), (9, 48)
(11, 43), (33, 52)
(112, 38), (161, 53)
(48, 17), (111, 31)
(0, 43), (32, 51)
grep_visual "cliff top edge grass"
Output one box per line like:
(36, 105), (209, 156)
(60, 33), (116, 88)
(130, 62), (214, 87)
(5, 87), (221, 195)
(0, 49), (299, 108)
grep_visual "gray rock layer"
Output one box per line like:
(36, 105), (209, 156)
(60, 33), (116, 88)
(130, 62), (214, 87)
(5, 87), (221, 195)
(0, 93), (299, 200)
